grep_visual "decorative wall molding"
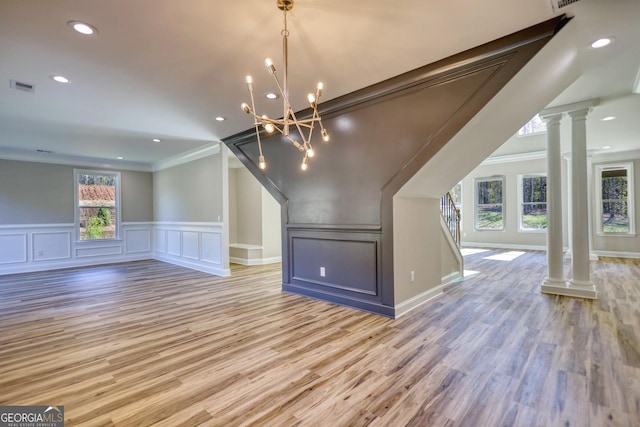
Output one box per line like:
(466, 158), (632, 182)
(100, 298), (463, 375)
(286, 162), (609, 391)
(0, 222), (154, 275)
(154, 222), (229, 277)
(481, 151), (546, 165)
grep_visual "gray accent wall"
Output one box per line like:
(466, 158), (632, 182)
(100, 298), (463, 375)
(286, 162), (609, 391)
(153, 154), (222, 222)
(224, 17), (567, 316)
(0, 159), (153, 225)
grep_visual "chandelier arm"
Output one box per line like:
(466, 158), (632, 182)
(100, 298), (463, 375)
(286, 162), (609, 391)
(247, 87), (265, 159)
(285, 135), (304, 151)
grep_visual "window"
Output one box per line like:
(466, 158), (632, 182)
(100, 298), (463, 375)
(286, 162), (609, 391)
(596, 163), (635, 235)
(450, 182), (462, 209)
(475, 177), (504, 230)
(518, 174), (547, 231)
(75, 169), (121, 241)
(517, 114), (547, 137)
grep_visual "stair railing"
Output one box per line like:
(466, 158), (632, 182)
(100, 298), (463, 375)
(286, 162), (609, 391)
(440, 192), (461, 247)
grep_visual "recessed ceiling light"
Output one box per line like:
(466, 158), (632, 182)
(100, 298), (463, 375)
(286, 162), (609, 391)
(601, 116), (616, 121)
(152, 138), (161, 143)
(265, 92), (279, 100)
(591, 37), (613, 49)
(67, 21), (97, 35)
(215, 116), (226, 121)
(50, 75), (70, 84)
(116, 156), (124, 160)
(602, 146), (611, 150)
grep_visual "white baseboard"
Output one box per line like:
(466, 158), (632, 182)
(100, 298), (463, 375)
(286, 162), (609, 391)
(441, 271), (462, 285)
(461, 241), (547, 251)
(230, 256), (282, 266)
(593, 251), (640, 259)
(154, 253), (230, 277)
(394, 284), (444, 318)
(0, 253), (152, 275)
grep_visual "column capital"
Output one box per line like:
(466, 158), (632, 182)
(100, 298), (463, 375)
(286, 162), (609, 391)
(568, 107), (591, 120)
(540, 112), (563, 125)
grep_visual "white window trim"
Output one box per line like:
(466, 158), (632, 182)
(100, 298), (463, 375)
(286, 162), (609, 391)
(74, 169), (122, 242)
(517, 173), (547, 233)
(595, 162), (635, 237)
(474, 176), (505, 231)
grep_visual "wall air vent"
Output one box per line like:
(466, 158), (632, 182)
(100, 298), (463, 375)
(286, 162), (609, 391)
(551, 0), (581, 11)
(36, 149), (53, 154)
(10, 79), (36, 93)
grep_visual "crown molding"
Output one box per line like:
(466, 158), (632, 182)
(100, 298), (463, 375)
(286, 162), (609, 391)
(481, 150), (546, 165)
(151, 143), (220, 172)
(0, 148), (152, 172)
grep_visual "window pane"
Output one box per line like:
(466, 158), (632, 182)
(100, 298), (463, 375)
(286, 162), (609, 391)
(602, 201), (629, 233)
(79, 207), (116, 240)
(477, 180), (503, 205)
(522, 177), (546, 203)
(522, 203), (547, 230)
(78, 173), (117, 240)
(602, 175), (627, 201)
(476, 205), (503, 229)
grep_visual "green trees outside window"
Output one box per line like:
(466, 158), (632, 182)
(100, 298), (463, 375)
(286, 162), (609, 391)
(475, 177), (504, 230)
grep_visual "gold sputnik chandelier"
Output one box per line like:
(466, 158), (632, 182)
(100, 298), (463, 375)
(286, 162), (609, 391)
(241, 0), (329, 171)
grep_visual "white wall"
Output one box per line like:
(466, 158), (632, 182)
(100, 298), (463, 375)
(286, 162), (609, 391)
(460, 155), (568, 250)
(393, 197), (444, 317)
(228, 166), (282, 265)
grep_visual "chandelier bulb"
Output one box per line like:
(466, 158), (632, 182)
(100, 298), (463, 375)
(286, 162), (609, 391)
(307, 93), (316, 104)
(241, 103), (252, 114)
(317, 82), (323, 96)
(307, 148), (315, 158)
(246, 75), (253, 91)
(301, 156), (309, 171)
(265, 58), (276, 75)
(259, 156), (266, 170)
(322, 128), (330, 142)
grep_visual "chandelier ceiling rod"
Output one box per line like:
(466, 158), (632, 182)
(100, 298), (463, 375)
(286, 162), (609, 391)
(241, 0), (330, 172)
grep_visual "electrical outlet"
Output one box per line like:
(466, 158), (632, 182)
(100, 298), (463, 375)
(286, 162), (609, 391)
(410, 270), (415, 282)
(320, 267), (326, 277)
(37, 250), (44, 257)
(204, 251), (210, 258)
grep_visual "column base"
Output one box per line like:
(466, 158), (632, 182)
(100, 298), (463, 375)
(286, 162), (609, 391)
(541, 279), (597, 299)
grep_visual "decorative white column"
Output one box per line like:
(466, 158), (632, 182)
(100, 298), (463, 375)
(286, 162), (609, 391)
(541, 113), (566, 293)
(567, 108), (597, 298)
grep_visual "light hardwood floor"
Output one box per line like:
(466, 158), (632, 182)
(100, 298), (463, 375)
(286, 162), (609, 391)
(1, 250), (639, 426)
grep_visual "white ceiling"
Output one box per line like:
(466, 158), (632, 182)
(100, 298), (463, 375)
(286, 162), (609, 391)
(0, 0), (638, 170)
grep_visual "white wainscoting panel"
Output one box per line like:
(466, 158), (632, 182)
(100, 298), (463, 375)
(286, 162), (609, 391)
(0, 222), (228, 277)
(182, 231), (200, 260)
(154, 229), (167, 253)
(0, 233), (27, 264)
(0, 223), (153, 275)
(167, 231), (181, 256)
(202, 232), (222, 265)
(125, 229), (152, 254)
(76, 245), (122, 258)
(154, 222), (228, 276)
(33, 231), (71, 262)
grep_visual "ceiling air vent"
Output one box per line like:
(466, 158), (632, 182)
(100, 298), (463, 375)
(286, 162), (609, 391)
(10, 79), (36, 93)
(551, 0), (581, 11)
